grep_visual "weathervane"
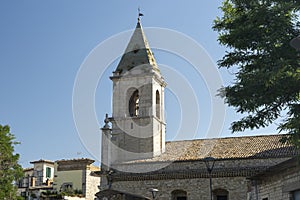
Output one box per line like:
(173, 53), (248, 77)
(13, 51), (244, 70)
(138, 7), (144, 21)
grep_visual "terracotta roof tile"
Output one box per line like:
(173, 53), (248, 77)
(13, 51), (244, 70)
(30, 159), (54, 164)
(126, 134), (297, 163)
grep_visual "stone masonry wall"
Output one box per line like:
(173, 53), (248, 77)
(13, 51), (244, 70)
(254, 165), (300, 200)
(105, 157), (293, 199)
(85, 169), (101, 200)
(111, 176), (249, 200)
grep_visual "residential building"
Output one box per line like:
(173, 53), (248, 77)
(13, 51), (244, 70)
(54, 158), (100, 200)
(18, 159), (54, 199)
(18, 158), (100, 200)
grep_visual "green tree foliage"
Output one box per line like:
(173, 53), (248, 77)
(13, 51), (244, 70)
(213, 0), (300, 145)
(0, 125), (23, 199)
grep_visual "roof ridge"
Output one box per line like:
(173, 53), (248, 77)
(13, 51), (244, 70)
(166, 133), (288, 143)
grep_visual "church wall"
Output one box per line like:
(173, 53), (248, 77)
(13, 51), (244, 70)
(251, 163), (300, 200)
(111, 176), (248, 200)
(106, 157), (293, 199)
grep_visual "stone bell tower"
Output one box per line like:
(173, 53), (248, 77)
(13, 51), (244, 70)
(101, 17), (166, 166)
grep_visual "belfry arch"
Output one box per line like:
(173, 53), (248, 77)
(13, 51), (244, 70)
(129, 89), (139, 117)
(156, 90), (160, 119)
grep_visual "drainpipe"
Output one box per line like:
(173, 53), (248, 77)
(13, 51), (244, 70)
(254, 180), (259, 200)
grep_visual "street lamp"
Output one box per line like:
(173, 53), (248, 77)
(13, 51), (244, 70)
(290, 35), (300, 51)
(149, 188), (159, 200)
(204, 157), (216, 200)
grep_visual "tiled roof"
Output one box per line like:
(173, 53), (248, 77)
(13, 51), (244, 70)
(30, 159), (54, 164)
(125, 134), (297, 163)
(23, 167), (34, 172)
(56, 158), (95, 171)
(112, 167), (267, 181)
(56, 158), (94, 164)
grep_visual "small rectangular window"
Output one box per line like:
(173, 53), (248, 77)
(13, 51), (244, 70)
(46, 167), (51, 178)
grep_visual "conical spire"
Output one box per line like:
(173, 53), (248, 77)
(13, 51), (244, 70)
(114, 18), (160, 75)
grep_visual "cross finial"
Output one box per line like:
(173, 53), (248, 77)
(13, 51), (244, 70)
(103, 113), (110, 128)
(138, 7), (144, 22)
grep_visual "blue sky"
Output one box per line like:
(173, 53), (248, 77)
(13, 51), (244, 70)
(0, 1), (279, 167)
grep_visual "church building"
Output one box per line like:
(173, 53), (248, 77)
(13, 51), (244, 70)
(94, 17), (298, 200)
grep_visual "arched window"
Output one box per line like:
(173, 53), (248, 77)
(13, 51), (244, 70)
(213, 189), (229, 200)
(129, 90), (139, 117)
(156, 90), (160, 119)
(171, 190), (187, 200)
